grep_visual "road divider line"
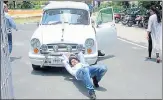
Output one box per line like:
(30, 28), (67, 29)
(117, 37), (148, 49)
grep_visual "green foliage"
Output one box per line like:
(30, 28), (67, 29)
(8, 1), (48, 10)
(138, 1), (162, 9)
(21, 1), (34, 9)
(94, 1), (124, 13)
(34, 5), (41, 9)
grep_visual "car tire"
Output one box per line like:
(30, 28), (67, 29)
(138, 23), (143, 28)
(115, 18), (120, 23)
(32, 64), (41, 71)
(127, 22), (132, 27)
(122, 20), (127, 25)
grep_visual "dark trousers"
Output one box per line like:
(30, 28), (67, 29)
(148, 33), (152, 57)
(8, 33), (12, 54)
(148, 33), (160, 58)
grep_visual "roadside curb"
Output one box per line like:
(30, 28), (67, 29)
(12, 14), (42, 18)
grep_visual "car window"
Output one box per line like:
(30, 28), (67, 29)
(96, 7), (113, 23)
(41, 8), (90, 25)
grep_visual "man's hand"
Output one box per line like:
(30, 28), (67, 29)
(60, 52), (71, 57)
(65, 52), (71, 58)
(146, 32), (149, 40)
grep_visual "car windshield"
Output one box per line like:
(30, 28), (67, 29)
(41, 8), (90, 25)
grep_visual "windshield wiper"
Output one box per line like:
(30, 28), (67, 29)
(49, 21), (62, 25)
(69, 23), (82, 25)
(48, 21), (70, 25)
(69, 23), (88, 25)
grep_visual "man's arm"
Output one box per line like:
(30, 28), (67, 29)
(61, 54), (75, 76)
(77, 52), (87, 64)
(147, 16), (153, 39)
(6, 14), (17, 30)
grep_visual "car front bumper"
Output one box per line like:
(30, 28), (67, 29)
(28, 52), (98, 67)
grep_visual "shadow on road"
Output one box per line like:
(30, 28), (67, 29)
(31, 67), (70, 76)
(64, 75), (107, 98)
(97, 55), (115, 62)
(31, 67), (107, 98)
(64, 77), (89, 97)
(10, 56), (22, 62)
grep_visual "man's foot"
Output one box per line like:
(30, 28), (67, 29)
(88, 91), (96, 100)
(156, 57), (160, 63)
(93, 76), (99, 88)
(147, 57), (152, 59)
(98, 50), (105, 56)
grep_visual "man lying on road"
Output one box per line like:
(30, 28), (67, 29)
(60, 52), (108, 100)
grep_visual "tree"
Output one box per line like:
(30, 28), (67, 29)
(122, 1), (130, 8)
(138, 1), (162, 10)
(21, 1), (34, 9)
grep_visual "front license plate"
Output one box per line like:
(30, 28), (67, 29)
(50, 57), (62, 64)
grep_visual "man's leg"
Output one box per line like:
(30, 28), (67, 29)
(148, 34), (152, 58)
(76, 67), (96, 99)
(88, 64), (107, 87)
(156, 53), (160, 63)
(8, 33), (12, 54)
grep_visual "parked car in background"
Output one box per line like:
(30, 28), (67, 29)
(28, 1), (117, 70)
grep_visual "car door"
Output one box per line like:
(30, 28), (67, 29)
(94, 7), (117, 53)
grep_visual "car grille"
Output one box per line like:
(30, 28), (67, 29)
(40, 43), (85, 54)
(48, 43), (77, 52)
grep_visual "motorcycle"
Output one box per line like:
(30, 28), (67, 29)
(122, 15), (129, 25)
(141, 15), (149, 29)
(114, 13), (121, 23)
(142, 11), (150, 29)
(128, 15), (143, 27)
(127, 10), (141, 27)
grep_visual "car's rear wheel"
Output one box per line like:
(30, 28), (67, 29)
(32, 64), (41, 71)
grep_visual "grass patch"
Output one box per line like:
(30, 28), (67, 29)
(14, 16), (41, 24)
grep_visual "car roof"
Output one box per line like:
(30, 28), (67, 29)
(43, 1), (89, 11)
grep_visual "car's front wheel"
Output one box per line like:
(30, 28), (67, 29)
(32, 64), (41, 71)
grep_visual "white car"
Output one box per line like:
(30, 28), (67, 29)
(28, 1), (117, 70)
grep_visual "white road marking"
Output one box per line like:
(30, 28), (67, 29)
(118, 37), (148, 49)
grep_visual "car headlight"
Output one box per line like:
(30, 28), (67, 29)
(67, 45), (72, 52)
(41, 44), (48, 52)
(85, 38), (94, 48)
(53, 45), (58, 52)
(31, 38), (41, 49)
(77, 44), (83, 52)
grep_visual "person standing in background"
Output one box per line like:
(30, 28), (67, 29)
(147, 5), (162, 63)
(3, 3), (18, 54)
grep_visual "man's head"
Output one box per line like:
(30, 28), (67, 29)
(3, 3), (8, 12)
(69, 56), (80, 67)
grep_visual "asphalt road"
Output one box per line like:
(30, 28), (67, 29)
(10, 23), (162, 99)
